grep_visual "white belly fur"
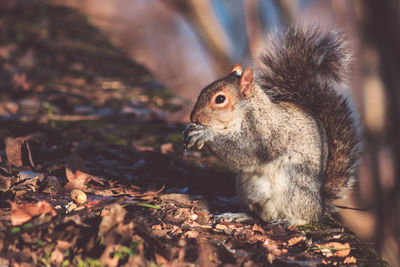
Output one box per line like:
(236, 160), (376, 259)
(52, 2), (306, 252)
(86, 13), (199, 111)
(236, 154), (303, 223)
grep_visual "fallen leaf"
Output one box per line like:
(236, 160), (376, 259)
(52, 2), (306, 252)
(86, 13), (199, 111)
(100, 244), (118, 267)
(64, 170), (89, 191)
(267, 253), (275, 264)
(98, 204), (126, 237)
(152, 225), (162, 230)
(160, 143), (173, 154)
(316, 242), (351, 258)
(0, 175), (11, 191)
(11, 201), (56, 225)
(65, 151), (86, 182)
(215, 224), (227, 230)
(5, 133), (45, 168)
(288, 236), (306, 246)
(263, 238), (281, 256)
(321, 259), (330, 265)
(50, 248), (64, 266)
(184, 230), (199, 238)
(344, 256), (357, 264)
(155, 253), (168, 265)
(56, 240), (72, 251)
(5, 137), (24, 167)
(252, 224), (265, 234)
(334, 243), (351, 257)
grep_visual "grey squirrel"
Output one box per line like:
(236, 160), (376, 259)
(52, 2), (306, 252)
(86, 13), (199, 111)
(183, 25), (362, 225)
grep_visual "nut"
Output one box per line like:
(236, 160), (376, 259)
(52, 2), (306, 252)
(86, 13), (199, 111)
(70, 189), (87, 205)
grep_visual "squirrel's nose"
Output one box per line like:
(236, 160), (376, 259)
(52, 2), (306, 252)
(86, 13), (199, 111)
(190, 110), (209, 125)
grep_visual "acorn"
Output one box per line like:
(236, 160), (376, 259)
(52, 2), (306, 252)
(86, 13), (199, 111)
(70, 189), (87, 205)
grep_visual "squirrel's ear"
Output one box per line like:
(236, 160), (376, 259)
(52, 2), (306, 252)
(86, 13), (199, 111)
(239, 68), (254, 98)
(230, 64), (243, 75)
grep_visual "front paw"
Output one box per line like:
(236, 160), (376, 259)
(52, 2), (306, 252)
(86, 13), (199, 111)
(182, 123), (213, 151)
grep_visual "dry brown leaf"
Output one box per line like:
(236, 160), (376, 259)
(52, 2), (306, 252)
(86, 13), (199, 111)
(334, 242), (351, 257)
(10, 201), (56, 225)
(267, 253), (276, 264)
(288, 236), (306, 246)
(64, 170), (89, 191)
(65, 151), (86, 181)
(5, 137), (24, 167)
(56, 240), (72, 251)
(0, 258), (8, 267)
(0, 175), (11, 191)
(316, 242), (351, 258)
(344, 256), (357, 264)
(153, 228), (169, 238)
(5, 134), (45, 168)
(152, 224), (162, 230)
(263, 238), (281, 256)
(100, 245), (118, 267)
(98, 204), (126, 237)
(215, 224), (227, 230)
(50, 248), (64, 266)
(160, 143), (173, 154)
(252, 224), (265, 234)
(321, 259), (330, 265)
(155, 253), (168, 265)
(184, 230), (199, 238)
(160, 193), (192, 206)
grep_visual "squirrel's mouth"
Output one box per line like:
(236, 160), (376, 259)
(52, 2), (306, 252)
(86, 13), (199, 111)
(209, 122), (238, 131)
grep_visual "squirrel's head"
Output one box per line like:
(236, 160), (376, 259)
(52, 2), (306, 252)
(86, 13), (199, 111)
(190, 64), (255, 130)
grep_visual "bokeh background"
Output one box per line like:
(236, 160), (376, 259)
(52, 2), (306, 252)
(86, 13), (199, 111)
(3, 0), (400, 265)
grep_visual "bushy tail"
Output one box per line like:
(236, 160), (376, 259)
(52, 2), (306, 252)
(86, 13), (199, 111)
(257, 25), (362, 205)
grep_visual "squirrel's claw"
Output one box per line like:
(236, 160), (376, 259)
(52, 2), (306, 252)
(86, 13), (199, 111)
(182, 123), (213, 151)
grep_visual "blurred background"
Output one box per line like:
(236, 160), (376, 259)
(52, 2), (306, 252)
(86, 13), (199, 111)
(2, 0), (400, 265)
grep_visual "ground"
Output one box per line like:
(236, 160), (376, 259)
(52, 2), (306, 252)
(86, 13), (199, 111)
(0, 3), (387, 266)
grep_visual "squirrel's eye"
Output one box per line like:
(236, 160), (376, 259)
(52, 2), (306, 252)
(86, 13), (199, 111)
(215, 94), (226, 104)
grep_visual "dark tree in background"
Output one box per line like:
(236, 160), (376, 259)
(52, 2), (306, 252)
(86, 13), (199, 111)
(363, 0), (400, 257)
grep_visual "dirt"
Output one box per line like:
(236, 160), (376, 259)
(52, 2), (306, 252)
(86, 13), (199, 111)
(0, 3), (387, 266)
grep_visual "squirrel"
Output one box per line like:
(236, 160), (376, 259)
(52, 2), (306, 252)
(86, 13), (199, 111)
(183, 25), (362, 225)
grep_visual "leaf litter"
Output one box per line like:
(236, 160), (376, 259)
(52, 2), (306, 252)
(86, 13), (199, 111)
(0, 3), (387, 267)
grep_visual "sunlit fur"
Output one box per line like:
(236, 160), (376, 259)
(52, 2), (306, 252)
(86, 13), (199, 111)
(184, 25), (362, 225)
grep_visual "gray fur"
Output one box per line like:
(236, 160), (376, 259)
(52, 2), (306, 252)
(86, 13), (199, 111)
(183, 25), (361, 225)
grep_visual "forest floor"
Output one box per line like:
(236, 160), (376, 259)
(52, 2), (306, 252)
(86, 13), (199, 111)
(0, 3), (387, 266)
